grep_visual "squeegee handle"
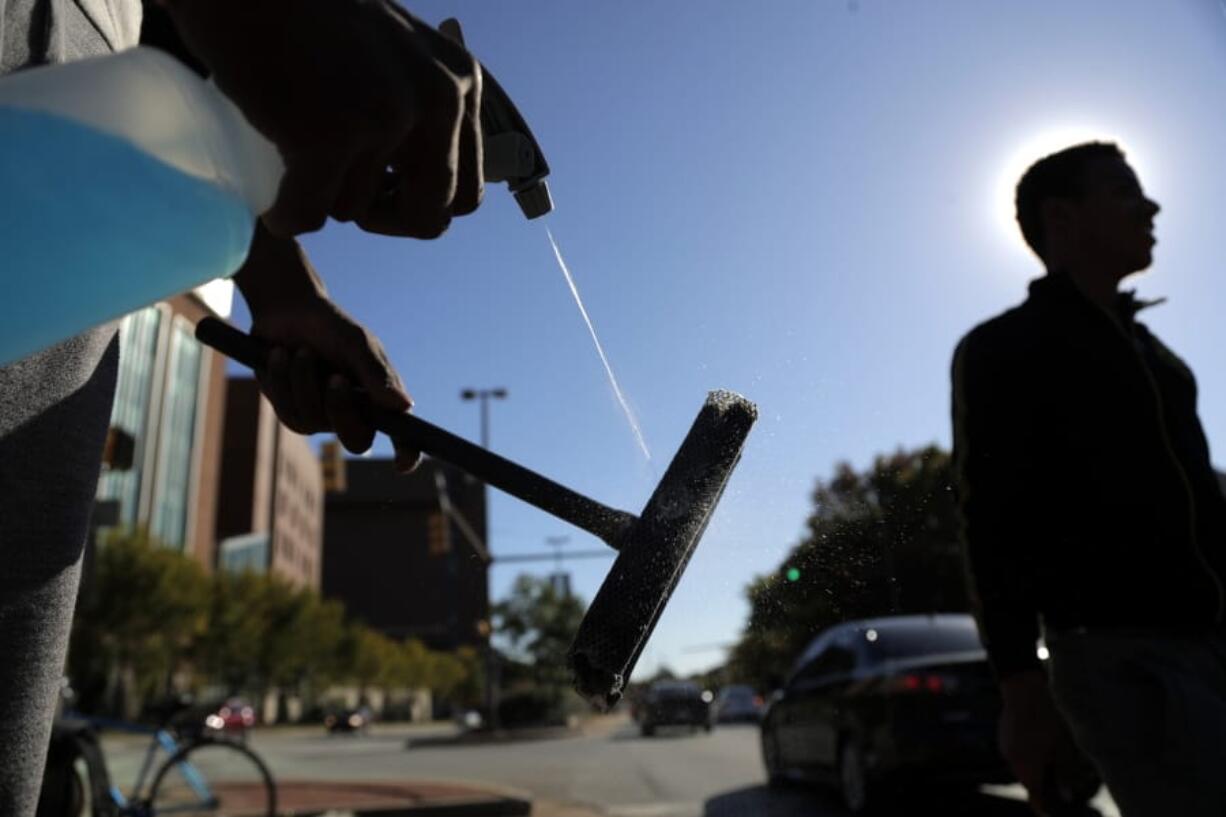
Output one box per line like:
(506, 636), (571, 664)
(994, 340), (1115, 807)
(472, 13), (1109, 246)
(196, 318), (634, 546)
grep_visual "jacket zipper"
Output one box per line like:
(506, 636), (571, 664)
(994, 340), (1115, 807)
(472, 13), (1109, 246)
(1103, 312), (1226, 624)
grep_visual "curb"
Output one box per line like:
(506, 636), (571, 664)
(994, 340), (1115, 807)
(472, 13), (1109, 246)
(275, 780), (532, 817)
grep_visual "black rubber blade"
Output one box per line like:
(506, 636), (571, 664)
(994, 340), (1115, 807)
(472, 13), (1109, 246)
(568, 390), (758, 710)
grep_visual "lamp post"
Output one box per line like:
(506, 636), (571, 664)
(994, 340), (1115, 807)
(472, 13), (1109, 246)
(460, 388), (508, 449)
(460, 387), (507, 731)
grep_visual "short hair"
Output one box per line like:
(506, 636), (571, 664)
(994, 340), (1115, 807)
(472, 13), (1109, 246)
(1015, 141), (1125, 258)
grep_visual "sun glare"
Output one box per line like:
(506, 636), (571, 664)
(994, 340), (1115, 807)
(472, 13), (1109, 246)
(990, 122), (1157, 252)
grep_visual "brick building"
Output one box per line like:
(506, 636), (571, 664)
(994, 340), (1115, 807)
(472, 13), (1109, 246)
(215, 377), (323, 589)
(93, 282), (234, 568)
(322, 458), (490, 650)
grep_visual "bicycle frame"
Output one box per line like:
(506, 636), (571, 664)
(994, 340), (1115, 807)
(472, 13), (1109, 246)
(73, 715), (218, 814)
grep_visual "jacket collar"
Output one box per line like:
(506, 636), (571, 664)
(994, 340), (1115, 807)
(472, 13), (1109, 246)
(1028, 272), (1166, 321)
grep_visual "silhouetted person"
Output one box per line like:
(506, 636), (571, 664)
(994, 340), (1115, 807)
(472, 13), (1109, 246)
(952, 142), (1226, 816)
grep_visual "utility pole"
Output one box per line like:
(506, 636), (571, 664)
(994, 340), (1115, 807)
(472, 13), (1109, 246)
(460, 387), (507, 731)
(546, 535), (571, 597)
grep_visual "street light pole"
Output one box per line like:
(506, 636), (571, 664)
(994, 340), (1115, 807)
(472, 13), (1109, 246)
(460, 387), (507, 449)
(460, 387), (507, 731)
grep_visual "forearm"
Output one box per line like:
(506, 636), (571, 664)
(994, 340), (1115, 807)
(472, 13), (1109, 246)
(232, 223), (328, 317)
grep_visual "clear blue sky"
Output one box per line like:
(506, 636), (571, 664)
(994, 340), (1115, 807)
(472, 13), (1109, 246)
(230, 0), (1226, 678)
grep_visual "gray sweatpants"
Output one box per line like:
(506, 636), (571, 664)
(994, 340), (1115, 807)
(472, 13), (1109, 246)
(0, 330), (118, 816)
(0, 1), (137, 812)
(1047, 630), (1226, 817)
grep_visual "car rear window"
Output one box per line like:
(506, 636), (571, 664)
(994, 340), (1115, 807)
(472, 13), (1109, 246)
(864, 622), (984, 660)
(721, 686), (755, 701)
(652, 682), (700, 699)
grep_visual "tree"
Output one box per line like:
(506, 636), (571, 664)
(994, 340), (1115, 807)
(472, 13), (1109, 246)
(494, 575), (585, 686)
(728, 446), (969, 691)
(493, 574), (586, 717)
(70, 529), (210, 715)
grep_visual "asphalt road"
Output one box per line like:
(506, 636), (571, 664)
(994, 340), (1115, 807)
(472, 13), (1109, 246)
(103, 718), (1120, 816)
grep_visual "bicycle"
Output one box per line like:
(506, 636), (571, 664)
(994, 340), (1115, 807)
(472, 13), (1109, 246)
(38, 694), (277, 817)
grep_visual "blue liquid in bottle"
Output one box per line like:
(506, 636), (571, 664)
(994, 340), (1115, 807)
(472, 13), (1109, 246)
(0, 106), (255, 366)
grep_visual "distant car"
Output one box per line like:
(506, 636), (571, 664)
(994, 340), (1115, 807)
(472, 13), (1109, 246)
(203, 698), (256, 739)
(325, 705), (372, 734)
(715, 685), (764, 723)
(760, 614), (1098, 813)
(638, 681), (712, 737)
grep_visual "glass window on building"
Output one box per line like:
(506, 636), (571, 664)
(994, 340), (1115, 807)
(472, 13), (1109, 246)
(96, 306), (161, 526)
(150, 317), (202, 549)
(219, 532), (269, 575)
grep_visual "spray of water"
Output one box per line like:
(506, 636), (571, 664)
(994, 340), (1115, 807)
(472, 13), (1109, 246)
(546, 226), (652, 462)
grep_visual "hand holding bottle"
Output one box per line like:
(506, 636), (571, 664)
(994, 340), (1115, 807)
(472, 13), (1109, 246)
(162, 0), (484, 238)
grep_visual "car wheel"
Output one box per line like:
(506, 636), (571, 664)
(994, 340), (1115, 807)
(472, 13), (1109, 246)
(641, 724), (655, 737)
(761, 730), (786, 787)
(839, 739), (872, 814)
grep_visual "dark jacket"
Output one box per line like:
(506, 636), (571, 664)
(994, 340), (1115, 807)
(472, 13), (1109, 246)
(951, 273), (1226, 678)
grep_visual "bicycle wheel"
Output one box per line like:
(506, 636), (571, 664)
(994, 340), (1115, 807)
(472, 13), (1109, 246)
(145, 737), (275, 817)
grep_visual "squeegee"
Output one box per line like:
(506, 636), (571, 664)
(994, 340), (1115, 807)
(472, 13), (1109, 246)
(196, 318), (756, 709)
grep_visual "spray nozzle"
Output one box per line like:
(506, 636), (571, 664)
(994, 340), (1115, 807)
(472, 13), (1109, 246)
(439, 18), (553, 220)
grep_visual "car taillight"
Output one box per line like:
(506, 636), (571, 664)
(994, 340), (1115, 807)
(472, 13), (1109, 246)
(753, 695), (764, 708)
(886, 673), (947, 694)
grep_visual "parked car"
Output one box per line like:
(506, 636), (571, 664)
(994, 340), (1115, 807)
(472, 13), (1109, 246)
(637, 681), (712, 736)
(325, 705), (373, 734)
(203, 697), (256, 739)
(715, 684), (764, 723)
(760, 613), (1101, 813)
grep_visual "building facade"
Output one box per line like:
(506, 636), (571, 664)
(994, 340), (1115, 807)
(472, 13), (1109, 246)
(215, 377), (323, 589)
(322, 459), (490, 651)
(94, 282), (233, 568)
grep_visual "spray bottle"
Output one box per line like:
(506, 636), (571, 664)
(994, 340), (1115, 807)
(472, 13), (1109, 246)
(0, 34), (551, 367)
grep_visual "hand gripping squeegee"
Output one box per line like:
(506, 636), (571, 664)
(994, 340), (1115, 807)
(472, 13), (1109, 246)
(196, 319), (757, 710)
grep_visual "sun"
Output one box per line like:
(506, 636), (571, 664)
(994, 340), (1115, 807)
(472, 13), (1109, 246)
(990, 122), (1157, 251)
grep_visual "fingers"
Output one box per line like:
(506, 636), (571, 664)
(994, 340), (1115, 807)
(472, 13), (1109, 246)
(452, 60), (484, 217)
(336, 332), (420, 472)
(330, 146), (398, 226)
(394, 444), (423, 474)
(263, 143), (357, 237)
(343, 330), (412, 413)
(325, 374), (377, 454)
(290, 348), (328, 430)
(358, 69), (464, 238)
(414, 21), (484, 216)
(260, 10), (483, 238)
(260, 347), (308, 433)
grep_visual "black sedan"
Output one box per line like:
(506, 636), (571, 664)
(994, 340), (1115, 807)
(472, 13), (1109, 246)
(760, 614), (1043, 812)
(638, 680), (712, 736)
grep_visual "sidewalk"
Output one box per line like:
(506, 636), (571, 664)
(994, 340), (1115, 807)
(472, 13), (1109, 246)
(273, 778), (532, 816)
(273, 779), (604, 817)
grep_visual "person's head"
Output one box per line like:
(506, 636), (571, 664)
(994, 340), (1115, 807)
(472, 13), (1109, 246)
(1015, 141), (1160, 279)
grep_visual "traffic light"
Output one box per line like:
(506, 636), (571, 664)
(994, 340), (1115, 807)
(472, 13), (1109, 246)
(320, 438), (346, 493)
(427, 511), (451, 556)
(101, 426), (136, 471)
(785, 567), (801, 582)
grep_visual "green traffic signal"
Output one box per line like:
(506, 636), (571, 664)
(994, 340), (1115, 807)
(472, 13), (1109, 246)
(786, 567), (801, 582)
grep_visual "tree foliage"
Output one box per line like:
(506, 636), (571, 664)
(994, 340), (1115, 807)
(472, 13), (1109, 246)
(493, 574), (586, 713)
(70, 528), (476, 716)
(71, 529), (210, 709)
(727, 446), (969, 691)
(494, 575), (585, 683)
